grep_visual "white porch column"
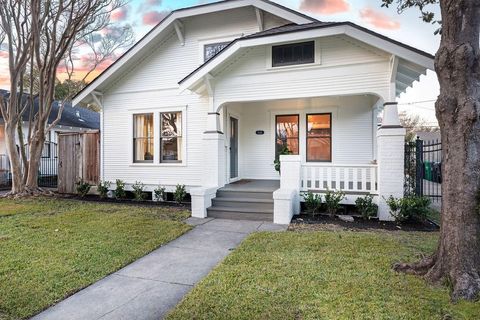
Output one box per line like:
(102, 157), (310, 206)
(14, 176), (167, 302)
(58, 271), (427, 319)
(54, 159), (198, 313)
(202, 112), (225, 188)
(273, 155), (302, 224)
(377, 102), (406, 221)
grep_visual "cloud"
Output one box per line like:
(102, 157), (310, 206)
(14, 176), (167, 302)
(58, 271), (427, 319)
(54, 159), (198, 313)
(111, 6), (129, 21)
(0, 51), (8, 59)
(146, 0), (161, 5)
(359, 7), (401, 30)
(142, 10), (169, 26)
(0, 75), (9, 88)
(300, 0), (350, 15)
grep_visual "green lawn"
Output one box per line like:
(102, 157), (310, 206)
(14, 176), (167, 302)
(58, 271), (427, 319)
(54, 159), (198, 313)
(0, 198), (191, 320)
(167, 229), (480, 320)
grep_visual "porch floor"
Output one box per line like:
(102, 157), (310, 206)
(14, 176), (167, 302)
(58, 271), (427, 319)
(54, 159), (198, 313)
(221, 179), (280, 192)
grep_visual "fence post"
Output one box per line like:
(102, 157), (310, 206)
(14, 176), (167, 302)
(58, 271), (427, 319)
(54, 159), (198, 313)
(415, 137), (424, 197)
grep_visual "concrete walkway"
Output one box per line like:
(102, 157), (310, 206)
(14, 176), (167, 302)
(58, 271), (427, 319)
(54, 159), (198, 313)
(32, 218), (286, 320)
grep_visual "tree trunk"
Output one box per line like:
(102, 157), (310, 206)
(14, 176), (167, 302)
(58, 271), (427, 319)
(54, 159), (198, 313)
(394, 0), (480, 301)
(4, 123), (24, 193)
(25, 131), (45, 190)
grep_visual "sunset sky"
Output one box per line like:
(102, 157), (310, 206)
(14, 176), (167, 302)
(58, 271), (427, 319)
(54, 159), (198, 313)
(0, 0), (441, 122)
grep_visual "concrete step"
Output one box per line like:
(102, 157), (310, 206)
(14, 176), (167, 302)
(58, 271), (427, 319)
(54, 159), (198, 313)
(212, 197), (274, 210)
(207, 206), (273, 221)
(216, 189), (273, 199)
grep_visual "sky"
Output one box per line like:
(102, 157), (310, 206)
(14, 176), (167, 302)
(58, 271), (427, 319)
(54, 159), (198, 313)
(0, 0), (441, 123)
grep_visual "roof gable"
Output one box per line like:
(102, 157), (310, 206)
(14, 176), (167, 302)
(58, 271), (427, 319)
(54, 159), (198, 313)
(73, 0), (316, 106)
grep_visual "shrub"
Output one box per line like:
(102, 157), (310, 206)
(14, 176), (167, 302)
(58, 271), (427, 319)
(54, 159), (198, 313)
(132, 181), (146, 201)
(114, 179), (126, 200)
(174, 184), (187, 204)
(386, 195), (431, 223)
(76, 179), (91, 198)
(324, 189), (345, 215)
(355, 195), (378, 220)
(97, 180), (111, 199)
(302, 191), (322, 217)
(273, 146), (292, 172)
(154, 186), (167, 202)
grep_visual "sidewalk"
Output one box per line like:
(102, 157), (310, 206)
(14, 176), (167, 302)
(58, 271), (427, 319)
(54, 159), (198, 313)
(32, 218), (286, 320)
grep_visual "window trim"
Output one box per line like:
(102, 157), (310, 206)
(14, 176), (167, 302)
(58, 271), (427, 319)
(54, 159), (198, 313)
(160, 111), (183, 164)
(133, 113), (154, 164)
(275, 114), (300, 159)
(272, 41), (315, 68)
(204, 41), (231, 62)
(306, 113), (332, 163)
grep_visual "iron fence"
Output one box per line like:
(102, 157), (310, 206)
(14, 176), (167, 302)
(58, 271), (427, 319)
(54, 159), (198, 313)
(404, 137), (442, 202)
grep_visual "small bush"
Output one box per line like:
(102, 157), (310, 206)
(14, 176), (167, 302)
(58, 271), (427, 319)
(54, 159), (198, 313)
(154, 186), (166, 202)
(273, 146), (292, 172)
(76, 179), (91, 198)
(302, 191), (322, 217)
(324, 189), (345, 215)
(174, 184), (187, 204)
(355, 195), (378, 220)
(386, 195), (431, 223)
(132, 181), (146, 201)
(97, 180), (111, 199)
(114, 179), (126, 200)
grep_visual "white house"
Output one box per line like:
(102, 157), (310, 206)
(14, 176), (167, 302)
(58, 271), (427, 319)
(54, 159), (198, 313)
(73, 0), (434, 224)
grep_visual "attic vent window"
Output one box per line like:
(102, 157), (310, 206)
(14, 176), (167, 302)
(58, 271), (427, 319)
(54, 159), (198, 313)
(204, 41), (230, 62)
(272, 41), (315, 67)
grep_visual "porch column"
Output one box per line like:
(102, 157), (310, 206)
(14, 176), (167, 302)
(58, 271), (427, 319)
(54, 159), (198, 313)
(377, 102), (406, 221)
(202, 112), (225, 188)
(273, 155), (302, 224)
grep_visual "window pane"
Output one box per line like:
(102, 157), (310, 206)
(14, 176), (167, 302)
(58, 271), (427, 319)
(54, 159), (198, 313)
(161, 137), (182, 162)
(134, 114), (154, 162)
(307, 114), (331, 161)
(204, 42), (230, 61)
(272, 41), (314, 67)
(276, 115), (299, 157)
(161, 112), (181, 137)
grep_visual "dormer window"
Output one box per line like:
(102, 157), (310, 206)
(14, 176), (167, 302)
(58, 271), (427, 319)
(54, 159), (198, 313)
(272, 41), (315, 67)
(204, 41), (230, 61)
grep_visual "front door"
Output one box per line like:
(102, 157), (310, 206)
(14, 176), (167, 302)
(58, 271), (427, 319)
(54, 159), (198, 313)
(229, 117), (239, 180)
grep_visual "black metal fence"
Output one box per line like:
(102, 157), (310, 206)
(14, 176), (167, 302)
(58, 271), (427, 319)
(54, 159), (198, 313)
(405, 137), (442, 202)
(0, 141), (58, 189)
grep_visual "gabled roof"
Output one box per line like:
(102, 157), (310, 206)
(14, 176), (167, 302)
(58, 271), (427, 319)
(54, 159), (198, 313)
(0, 90), (100, 129)
(178, 21), (435, 96)
(73, 0), (316, 106)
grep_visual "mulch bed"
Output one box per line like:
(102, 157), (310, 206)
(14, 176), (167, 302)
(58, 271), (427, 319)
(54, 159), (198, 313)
(61, 194), (192, 210)
(291, 213), (439, 232)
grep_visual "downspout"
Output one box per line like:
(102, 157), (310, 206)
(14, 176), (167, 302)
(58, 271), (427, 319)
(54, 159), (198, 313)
(91, 91), (104, 181)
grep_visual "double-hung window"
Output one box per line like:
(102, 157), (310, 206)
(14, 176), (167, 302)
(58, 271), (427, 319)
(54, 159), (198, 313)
(306, 113), (332, 162)
(160, 112), (183, 163)
(133, 113), (154, 163)
(275, 114), (299, 159)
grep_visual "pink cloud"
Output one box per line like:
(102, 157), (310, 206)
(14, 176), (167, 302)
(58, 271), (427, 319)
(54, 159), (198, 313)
(0, 75), (9, 88)
(359, 7), (401, 30)
(111, 6), (128, 21)
(142, 10), (168, 26)
(0, 51), (8, 59)
(300, 0), (350, 15)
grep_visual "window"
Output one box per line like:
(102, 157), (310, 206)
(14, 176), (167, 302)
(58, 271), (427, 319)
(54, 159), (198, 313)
(204, 41), (230, 61)
(272, 41), (315, 67)
(306, 113), (331, 162)
(160, 112), (182, 163)
(133, 114), (154, 163)
(275, 115), (299, 159)
(42, 131), (52, 158)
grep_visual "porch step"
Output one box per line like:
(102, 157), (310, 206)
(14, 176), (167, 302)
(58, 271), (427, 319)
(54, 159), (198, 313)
(206, 206), (273, 221)
(216, 190), (273, 200)
(212, 197), (274, 211)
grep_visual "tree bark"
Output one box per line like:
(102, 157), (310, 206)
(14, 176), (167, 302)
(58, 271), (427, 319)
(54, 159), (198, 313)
(4, 123), (24, 193)
(394, 0), (480, 301)
(25, 129), (46, 190)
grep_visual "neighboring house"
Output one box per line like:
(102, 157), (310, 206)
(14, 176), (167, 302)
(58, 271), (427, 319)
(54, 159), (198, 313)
(0, 89), (100, 182)
(416, 131), (441, 142)
(73, 0), (434, 224)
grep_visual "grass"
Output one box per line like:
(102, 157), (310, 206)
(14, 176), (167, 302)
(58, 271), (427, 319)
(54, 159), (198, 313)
(0, 197), (191, 320)
(167, 230), (480, 320)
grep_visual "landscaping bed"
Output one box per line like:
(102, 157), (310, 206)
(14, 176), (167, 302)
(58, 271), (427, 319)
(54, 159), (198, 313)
(292, 213), (439, 232)
(63, 193), (191, 209)
(0, 197), (191, 320)
(167, 230), (479, 320)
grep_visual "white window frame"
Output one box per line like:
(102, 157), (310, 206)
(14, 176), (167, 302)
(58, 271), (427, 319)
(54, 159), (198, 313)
(197, 34), (243, 64)
(129, 106), (187, 167)
(266, 39), (321, 71)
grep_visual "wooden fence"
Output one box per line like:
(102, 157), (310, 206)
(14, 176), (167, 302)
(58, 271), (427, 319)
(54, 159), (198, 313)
(58, 131), (100, 194)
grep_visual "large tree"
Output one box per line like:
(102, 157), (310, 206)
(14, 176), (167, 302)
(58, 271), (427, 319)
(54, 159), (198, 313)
(384, 0), (480, 301)
(0, 0), (133, 194)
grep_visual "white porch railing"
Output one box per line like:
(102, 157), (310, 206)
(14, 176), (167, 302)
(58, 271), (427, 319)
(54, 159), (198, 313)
(300, 163), (378, 194)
